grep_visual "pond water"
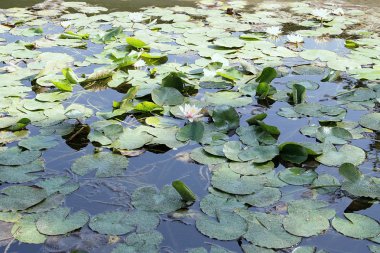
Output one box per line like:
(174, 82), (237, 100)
(0, 0), (379, 253)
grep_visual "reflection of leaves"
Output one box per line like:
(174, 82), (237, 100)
(62, 124), (90, 150)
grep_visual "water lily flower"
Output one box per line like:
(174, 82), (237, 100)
(133, 59), (146, 68)
(311, 8), (330, 21)
(211, 53), (229, 67)
(203, 68), (217, 78)
(129, 12), (144, 23)
(179, 104), (203, 122)
(265, 26), (282, 37)
(333, 8), (344, 16)
(287, 34), (304, 45)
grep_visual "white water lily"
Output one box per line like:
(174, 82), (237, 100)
(179, 104), (203, 122)
(211, 53), (229, 68)
(133, 59), (146, 68)
(203, 68), (217, 78)
(311, 8), (330, 20)
(287, 34), (304, 44)
(129, 12), (144, 23)
(333, 8), (344, 16)
(265, 26), (282, 37)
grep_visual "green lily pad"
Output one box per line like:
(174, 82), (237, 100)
(132, 185), (184, 214)
(200, 194), (246, 217)
(89, 210), (159, 235)
(359, 112), (380, 131)
(211, 164), (264, 195)
(12, 214), (46, 244)
(332, 213), (380, 239)
(237, 210), (301, 249)
(151, 87), (184, 106)
(0, 159), (44, 183)
(196, 210), (248, 240)
(0, 147), (41, 166)
(36, 207), (89, 235)
(0, 186), (47, 211)
(18, 135), (58, 150)
(278, 167), (317, 185)
(71, 152), (129, 177)
(316, 144), (365, 167)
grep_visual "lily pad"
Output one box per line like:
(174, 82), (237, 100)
(196, 210), (248, 240)
(332, 213), (380, 239)
(132, 185), (184, 214)
(89, 210), (159, 235)
(71, 152), (129, 177)
(36, 207), (89, 235)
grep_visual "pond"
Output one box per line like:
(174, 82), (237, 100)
(0, 0), (379, 253)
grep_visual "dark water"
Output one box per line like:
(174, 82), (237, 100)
(0, 1), (379, 253)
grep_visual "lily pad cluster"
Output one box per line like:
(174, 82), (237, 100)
(0, 0), (379, 252)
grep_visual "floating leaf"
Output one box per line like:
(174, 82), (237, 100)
(0, 159), (44, 183)
(0, 147), (41, 166)
(332, 213), (380, 239)
(359, 113), (380, 131)
(71, 152), (129, 177)
(18, 135), (58, 150)
(278, 167), (317, 185)
(196, 210), (248, 240)
(126, 37), (149, 49)
(132, 185), (184, 214)
(200, 194), (246, 217)
(279, 143), (308, 164)
(316, 144), (365, 167)
(237, 210), (301, 249)
(89, 210), (159, 235)
(36, 207), (89, 235)
(12, 214), (46, 244)
(176, 122), (204, 142)
(151, 87), (184, 106)
(0, 186), (47, 211)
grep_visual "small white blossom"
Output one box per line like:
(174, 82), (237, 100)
(211, 53), (229, 67)
(265, 26), (282, 37)
(333, 8), (344, 16)
(287, 34), (304, 44)
(179, 104), (203, 122)
(133, 59), (146, 68)
(203, 68), (217, 78)
(311, 8), (330, 20)
(129, 12), (144, 23)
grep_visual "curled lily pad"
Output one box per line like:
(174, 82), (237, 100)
(71, 152), (129, 177)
